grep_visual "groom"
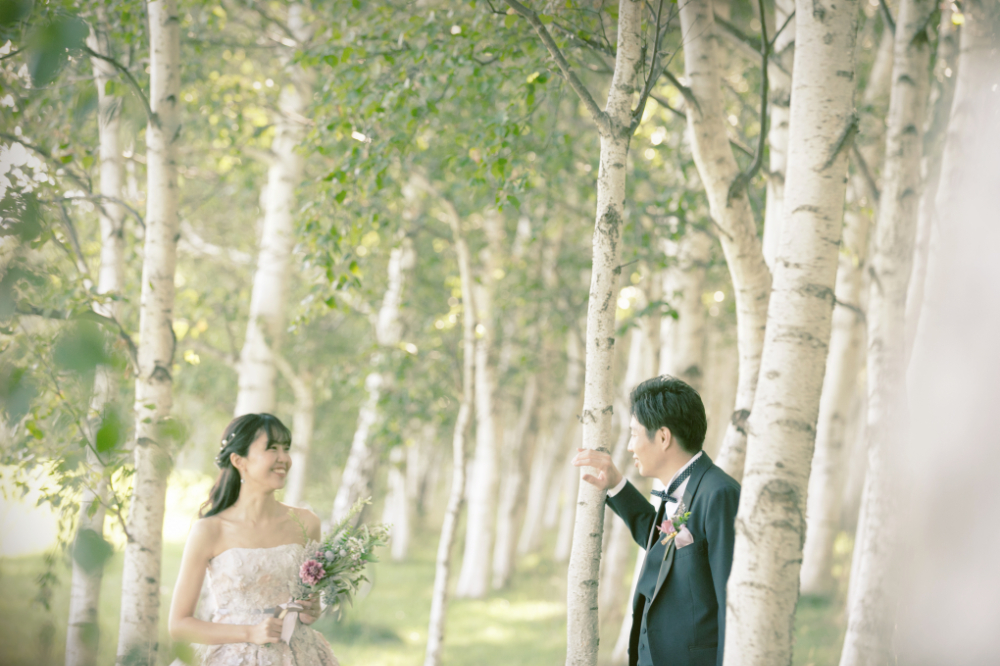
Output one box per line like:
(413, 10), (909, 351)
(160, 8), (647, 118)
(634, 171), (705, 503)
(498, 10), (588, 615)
(573, 375), (740, 666)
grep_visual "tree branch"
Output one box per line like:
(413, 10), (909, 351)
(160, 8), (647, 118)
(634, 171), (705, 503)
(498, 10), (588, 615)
(650, 92), (687, 119)
(851, 143), (881, 204)
(502, 0), (609, 132)
(15, 304), (139, 372)
(878, 0), (897, 36)
(769, 10), (796, 50)
(81, 45), (155, 124)
(53, 194), (145, 229)
(728, 0), (770, 204)
(631, 0), (671, 133)
(662, 69), (700, 114)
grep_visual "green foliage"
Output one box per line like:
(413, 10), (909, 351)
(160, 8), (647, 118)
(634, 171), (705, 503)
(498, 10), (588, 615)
(70, 526), (114, 573)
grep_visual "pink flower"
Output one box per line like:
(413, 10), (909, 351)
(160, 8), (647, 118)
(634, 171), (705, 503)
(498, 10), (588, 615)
(300, 559), (326, 586)
(658, 519), (676, 538)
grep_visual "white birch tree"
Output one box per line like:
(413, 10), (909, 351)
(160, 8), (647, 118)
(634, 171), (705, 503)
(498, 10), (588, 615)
(518, 328), (583, 555)
(331, 235), (416, 525)
(761, 0), (795, 270)
(456, 211), (504, 598)
(65, 17), (125, 666)
(799, 20), (896, 597)
(722, 0), (861, 661)
(422, 184), (476, 666)
(116, 1), (180, 663)
(501, 2), (666, 660)
(678, 0), (772, 482)
(234, 4), (312, 416)
(838, 0), (940, 661)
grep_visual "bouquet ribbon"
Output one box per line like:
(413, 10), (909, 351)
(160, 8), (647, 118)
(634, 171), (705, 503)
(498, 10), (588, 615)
(275, 601), (305, 643)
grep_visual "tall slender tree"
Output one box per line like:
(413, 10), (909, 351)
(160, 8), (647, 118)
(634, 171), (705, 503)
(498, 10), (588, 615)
(234, 3), (312, 416)
(678, 0), (772, 482)
(116, 1), (181, 663)
(839, 0), (938, 662)
(503, 0), (666, 661)
(722, 0), (861, 662)
(66, 14), (126, 666)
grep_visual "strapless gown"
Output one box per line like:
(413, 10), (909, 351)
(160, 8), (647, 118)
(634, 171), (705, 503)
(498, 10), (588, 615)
(197, 543), (340, 666)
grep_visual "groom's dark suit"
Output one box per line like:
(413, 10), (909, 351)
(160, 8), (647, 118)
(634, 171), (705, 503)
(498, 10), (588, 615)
(606, 454), (740, 666)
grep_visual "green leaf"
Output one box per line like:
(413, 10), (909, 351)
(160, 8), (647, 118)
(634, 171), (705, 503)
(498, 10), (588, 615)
(95, 408), (124, 453)
(53, 321), (109, 374)
(71, 528), (114, 574)
(504, 14), (516, 28)
(26, 15), (89, 87)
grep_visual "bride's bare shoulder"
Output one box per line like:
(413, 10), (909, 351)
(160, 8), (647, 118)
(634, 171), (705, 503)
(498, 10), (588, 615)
(285, 505), (322, 540)
(183, 515), (222, 558)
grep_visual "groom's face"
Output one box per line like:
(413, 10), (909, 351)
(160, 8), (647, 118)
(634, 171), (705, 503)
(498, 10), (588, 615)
(628, 415), (667, 478)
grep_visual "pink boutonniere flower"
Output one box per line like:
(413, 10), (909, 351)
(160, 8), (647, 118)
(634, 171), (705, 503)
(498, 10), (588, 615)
(658, 502), (692, 546)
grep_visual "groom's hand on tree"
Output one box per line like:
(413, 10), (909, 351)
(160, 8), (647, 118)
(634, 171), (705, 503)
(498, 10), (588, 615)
(572, 448), (622, 491)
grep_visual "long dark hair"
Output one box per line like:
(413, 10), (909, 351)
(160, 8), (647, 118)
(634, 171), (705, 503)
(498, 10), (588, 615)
(200, 413), (292, 518)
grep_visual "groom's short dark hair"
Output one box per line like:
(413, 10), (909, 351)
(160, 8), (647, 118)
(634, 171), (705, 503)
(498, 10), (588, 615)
(629, 375), (708, 454)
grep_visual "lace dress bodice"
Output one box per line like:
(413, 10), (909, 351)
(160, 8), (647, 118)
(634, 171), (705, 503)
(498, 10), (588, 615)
(197, 543), (339, 666)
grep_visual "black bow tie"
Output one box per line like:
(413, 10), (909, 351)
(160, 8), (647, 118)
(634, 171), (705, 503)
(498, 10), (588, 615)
(651, 457), (699, 504)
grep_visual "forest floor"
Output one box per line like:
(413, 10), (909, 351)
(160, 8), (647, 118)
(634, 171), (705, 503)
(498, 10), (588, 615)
(0, 519), (850, 666)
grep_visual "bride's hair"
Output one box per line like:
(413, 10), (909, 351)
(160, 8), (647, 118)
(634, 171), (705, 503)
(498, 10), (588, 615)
(200, 413), (292, 518)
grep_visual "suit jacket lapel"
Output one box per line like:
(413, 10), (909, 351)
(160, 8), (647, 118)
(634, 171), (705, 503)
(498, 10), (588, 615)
(651, 454), (713, 600)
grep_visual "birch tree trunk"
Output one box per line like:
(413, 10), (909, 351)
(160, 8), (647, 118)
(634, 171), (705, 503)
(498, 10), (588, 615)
(382, 445), (410, 561)
(599, 325), (647, 631)
(423, 191), (477, 666)
(556, 4), (647, 659)
(331, 237), (415, 525)
(234, 5), (312, 416)
(518, 330), (583, 555)
(838, 0), (937, 661)
(799, 18), (897, 598)
(904, 8), (960, 357)
(722, 0), (860, 661)
(680, 0), (773, 483)
(659, 226), (711, 387)
(66, 21), (125, 666)
(761, 0), (795, 270)
(116, 2), (180, 663)
(492, 373), (537, 588)
(456, 211), (504, 599)
(273, 353), (313, 508)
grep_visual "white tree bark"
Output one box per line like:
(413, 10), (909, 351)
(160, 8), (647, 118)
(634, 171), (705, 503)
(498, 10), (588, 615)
(761, 0), (796, 270)
(722, 0), (860, 661)
(116, 1), (180, 663)
(456, 211), (504, 599)
(680, 0), (773, 483)
(837, 0), (937, 661)
(66, 21), (125, 666)
(904, 8), (960, 358)
(492, 373), (538, 588)
(518, 330), (583, 555)
(599, 325), (647, 633)
(383, 445), (410, 561)
(423, 190), (477, 666)
(234, 5), (312, 416)
(799, 18), (897, 598)
(554, 422), (583, 563)
(331, 237), (416, 525)
(659, 226), (711, 387)
(273, 353), (313, 508)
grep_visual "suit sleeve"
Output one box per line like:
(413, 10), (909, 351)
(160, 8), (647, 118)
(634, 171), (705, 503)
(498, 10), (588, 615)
(706, 483), (739, 666)
(605, 480), (657, 549)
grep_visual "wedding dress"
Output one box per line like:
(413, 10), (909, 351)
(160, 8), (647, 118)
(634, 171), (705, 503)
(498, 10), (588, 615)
(197, 542), (340, 666)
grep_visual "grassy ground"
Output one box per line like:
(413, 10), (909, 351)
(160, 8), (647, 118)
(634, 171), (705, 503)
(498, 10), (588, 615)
(0, 526), (848, 666)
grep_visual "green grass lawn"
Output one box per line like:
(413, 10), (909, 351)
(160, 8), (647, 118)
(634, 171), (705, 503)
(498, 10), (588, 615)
(0, 526), (848, 666)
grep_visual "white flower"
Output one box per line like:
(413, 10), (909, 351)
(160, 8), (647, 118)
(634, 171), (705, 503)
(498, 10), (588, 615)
(325, 550), (335, 561)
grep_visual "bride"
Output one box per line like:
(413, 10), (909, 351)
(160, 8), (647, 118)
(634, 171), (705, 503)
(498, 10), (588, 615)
(169, 413), (339, 665)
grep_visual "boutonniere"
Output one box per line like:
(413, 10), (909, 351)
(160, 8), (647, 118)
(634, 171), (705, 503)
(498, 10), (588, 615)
(658, 501), (693, 547)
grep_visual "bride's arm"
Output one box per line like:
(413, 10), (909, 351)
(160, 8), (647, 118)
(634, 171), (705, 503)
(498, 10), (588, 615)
(168, 519), (282, 645)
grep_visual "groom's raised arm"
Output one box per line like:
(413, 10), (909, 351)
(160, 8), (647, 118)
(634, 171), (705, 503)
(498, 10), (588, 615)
(706, 481), (740, 666)
(605, 481), (657, 548)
